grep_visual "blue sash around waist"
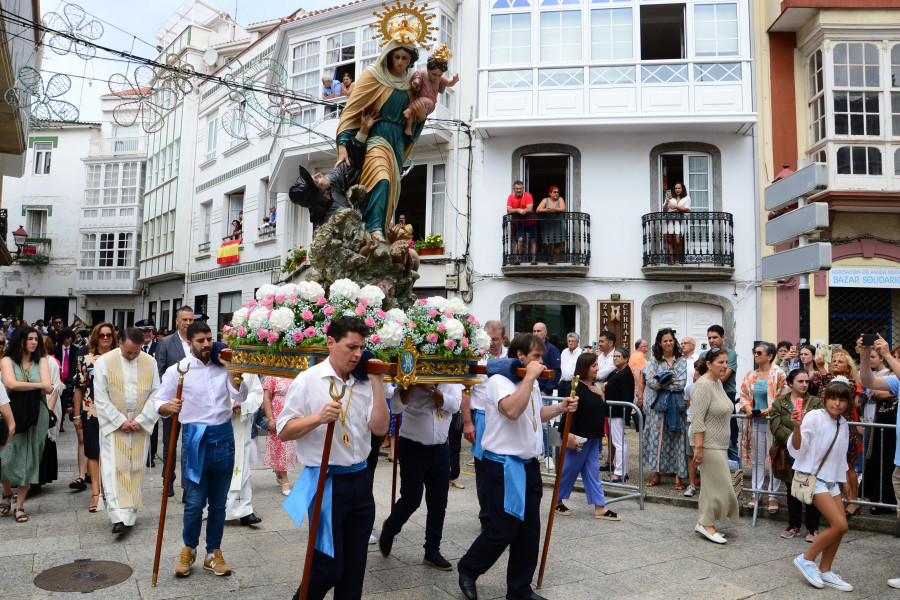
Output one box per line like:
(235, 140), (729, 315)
(472, 409), (486, 461)
(182, 421), (234, 485)
(283, 460), (368, 558)
(483, 450), (530, 521)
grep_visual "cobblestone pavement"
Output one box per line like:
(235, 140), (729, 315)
(3, 425), (900, 599)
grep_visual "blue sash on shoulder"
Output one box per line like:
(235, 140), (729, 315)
(483, 450), (529, 521)
(472, 409), (486, 460)
(283, 461), (367, 558)
(182, 422), (233, 485)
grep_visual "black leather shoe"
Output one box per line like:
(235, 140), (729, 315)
(167, 488), (175, 498)
(240, 513), (262, 526)
(458, 572), (478, 600)
(506, 590), (547, 600)
(378, 521), (393, 557)
(598, 462), (611, 471)
(112, 522), (126, 534)
(423, 552), (452, 571)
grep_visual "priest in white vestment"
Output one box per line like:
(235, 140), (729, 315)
(225, 372), (263, 525)
(93, 328), (161, 533)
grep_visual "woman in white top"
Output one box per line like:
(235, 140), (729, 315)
(662, 182), (691, 263)
(789, 379), (853, 592)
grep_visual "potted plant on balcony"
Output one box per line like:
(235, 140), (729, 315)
(281, 246), (307, 273)
(414, 233), (444, 256)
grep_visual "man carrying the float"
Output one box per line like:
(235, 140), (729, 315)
(461, 319), (506, 531)
(155, 322), (248, 578)
(457, 333), (577, 600)
(278, 316), (390, 600)
(93, 327), (160, 535)
(377, 378), (462, 570)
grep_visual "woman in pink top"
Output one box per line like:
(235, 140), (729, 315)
(402, 52), (459, 136)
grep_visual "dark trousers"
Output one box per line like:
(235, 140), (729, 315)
(383, 437), (450, 555)
(366, 432), (383, 479)
(787, 490), (821, 532)
(449, 426), (462, 481)
(146, 421), (158, 467)
(293, 469), (375, 600)
(161, 416), (182, 491)
(474, 456), (489, 524)
(726, 392), (740, 465)
(458, 457), (542, 597)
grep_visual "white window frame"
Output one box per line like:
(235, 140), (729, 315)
(591, 7), (634, 61)
(33, 142), (51, 175)
(489, 12), (532, 66)
(116, 232), (133, 267)
(227, 193), (244, 237)
(25, 209), (47, 238)
(658, 152), (711, 212)
(693, 3), (739, 58)
(99, 232), (115, 267)
(325, 30), (355, 72)
(207, 116), (218, 160)
(201, 200), (212, 244)
(290, 40), (321, 99)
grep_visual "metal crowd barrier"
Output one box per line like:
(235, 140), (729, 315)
(539, 396), (645, 510)
(733, 413), (898, 528)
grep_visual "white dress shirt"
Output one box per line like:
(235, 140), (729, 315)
(481, 375), (544, 461)
(178, 334), (191, 359)
(559, 347), (582, 382)
(684, 352), (696, 420)
(595, 350), (616, 382)
(470, 347), (507, 412)
(278, 359), (389, 467)
(94, 353), (161, 437)
(391, 384), (462, 445)
(153, 355), (247, 426)
(787, 408), (850, 483)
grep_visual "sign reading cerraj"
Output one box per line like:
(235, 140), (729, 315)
(830, 268), (900, 289)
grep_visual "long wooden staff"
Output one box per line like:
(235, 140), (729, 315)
(298, 379), (345, 600)
(391, 413), (400, 508)
(152, 362), (190, 587)
(536, 375), (579, 590)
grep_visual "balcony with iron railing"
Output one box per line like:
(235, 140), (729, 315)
(501, 212), (590, 276)
(641, 212), (734, 279)
(12, 238), (50, 265)
(88, 137), (148, 157)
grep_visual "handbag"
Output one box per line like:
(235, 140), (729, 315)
(46, 400), (58, 430)
(769, 444), (790, 471)
(790, 418), (840, 505)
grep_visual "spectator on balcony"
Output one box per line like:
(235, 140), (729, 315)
(268, 204), (277, 227)
(321, 75), (341, 99)
(507, 180), (536, 265)
(536, 186), (566, 265)
(662, 182), (691, 264)
(260, 217), (272, 232)
(230, 219), (242, 240)
(341, 73), (355, 96)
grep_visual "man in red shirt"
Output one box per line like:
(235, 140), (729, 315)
(506, 180), (536, 265)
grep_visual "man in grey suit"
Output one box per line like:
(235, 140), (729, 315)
(156, 306), (194, 498)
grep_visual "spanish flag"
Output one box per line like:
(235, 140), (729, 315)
(217, 238), (242, 264)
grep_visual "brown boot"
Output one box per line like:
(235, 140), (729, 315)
(173, 546), (196, 577)
(203, 549), (232, 576)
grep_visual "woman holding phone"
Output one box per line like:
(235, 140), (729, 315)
(662, 182), (690, 263)
(770, 369), (824, 541)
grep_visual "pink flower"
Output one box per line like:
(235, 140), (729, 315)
(302, 310), (314, 321)
(444, 339), (456, 350)
(323, 322), (330, 333)
(365, 317), (376, 328)
(429, 309), (439, 317)
(427, 333), (438, 344)
(371, 334), (382, 345)
(304, 327), (316, 338)
(267, 293), (276, 301)
(249, 300), (258, 307)
(437, 323), (446, 333)
(257, 328), (268, 339)
(409, 321), (417, 328)
(419, 299), (427, 305)
(467, 315), (476, 323)
(316, 296), (327, 305)
(444, 311), (452, 318)
(293, 331), (304, 343)
(288, 295), (299, 305)
(275, 295), (286, 304)
(461, 337), (469, 349)
(359, 298), (369, 307)
(478, 349), (485, 356)
(261, 298), (274, 308)
(355, 305), (366, 315)
(376, 310), (386, 319)
(267, 331), (279, 343)
(324, 305), (335, 316)
(223, 325), (231, 333)
(408, 240), (415, 248)
(237, 327), (246, 337)
(267, 310), (273, 319)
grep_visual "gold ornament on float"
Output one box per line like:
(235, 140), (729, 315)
(372, 1), (436, 49)
(432, 44), (452, 63)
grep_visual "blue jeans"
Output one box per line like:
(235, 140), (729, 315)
(182, 438), (234, 553)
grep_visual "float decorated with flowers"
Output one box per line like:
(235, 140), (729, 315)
(223, 279), (491, 391)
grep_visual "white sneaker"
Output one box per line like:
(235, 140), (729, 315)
(683, 485), (696, 497)
(820, 571), (853, 592)
(368, 534), (377, 545)
(888, 577), (900, 589)
(794, 555), (824, 589)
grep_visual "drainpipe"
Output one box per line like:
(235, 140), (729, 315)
(749, 0), (762, 341)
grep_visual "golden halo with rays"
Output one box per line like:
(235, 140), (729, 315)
(372, 1), (437, 49)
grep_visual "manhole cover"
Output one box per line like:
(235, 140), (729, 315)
(34, 559), (133, 592)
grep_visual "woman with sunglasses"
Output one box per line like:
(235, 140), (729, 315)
(73, 323), (118, 512)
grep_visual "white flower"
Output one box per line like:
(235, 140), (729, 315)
(328, 278), (361, 302)
(358, 284), (385, 307)
(444, 318), (465, 341)
(277, 283), (299, 298)
(255, 284), (277, 301)
(447, 297), (468, 315)
(231, 306), (250, 327)
(247, 307), (269, 331)
(385, 308), (407, 324)
(426, 296), (450, 312)
(297, 280), (326, 302)
(376, 320), (405, 347)
(268, 307), (295, 333)
(474, 329), (491, 351)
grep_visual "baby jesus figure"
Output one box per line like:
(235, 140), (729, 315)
(403, 48), (459, 136)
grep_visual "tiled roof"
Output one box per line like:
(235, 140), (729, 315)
(101, 87), (151, 98)
(283, 0), (368, 24)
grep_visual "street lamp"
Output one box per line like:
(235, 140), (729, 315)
(12, 225), (27, 256)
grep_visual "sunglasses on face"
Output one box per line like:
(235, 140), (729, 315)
(98, 333), (114, 339)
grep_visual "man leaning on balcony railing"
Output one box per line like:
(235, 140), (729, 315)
(662, 182), (691, 264)
(506, 180), (537, 265)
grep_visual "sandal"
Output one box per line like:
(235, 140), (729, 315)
(768, 499), (779, 514)
(69, 477), (87, 491)
(0, 494), (11, 515)
(89, 494), (100, 513)
(14, 507), (28, 523)
(645, 478), (662, 487)
(845, 505), (860, 520)
(674, 483), (685, 491)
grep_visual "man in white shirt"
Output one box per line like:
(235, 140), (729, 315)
(378, 381), (462, 570)
(461, 319), (506, 530)
(594, 330), (617, 382)
(277, 316), (389, 600)
(558, 332), (582, 399)
(93, 328), (161, 534)
(681, 336), (699, 496)
(457, 333), (577, 600)
(155, 321), (248, 578)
